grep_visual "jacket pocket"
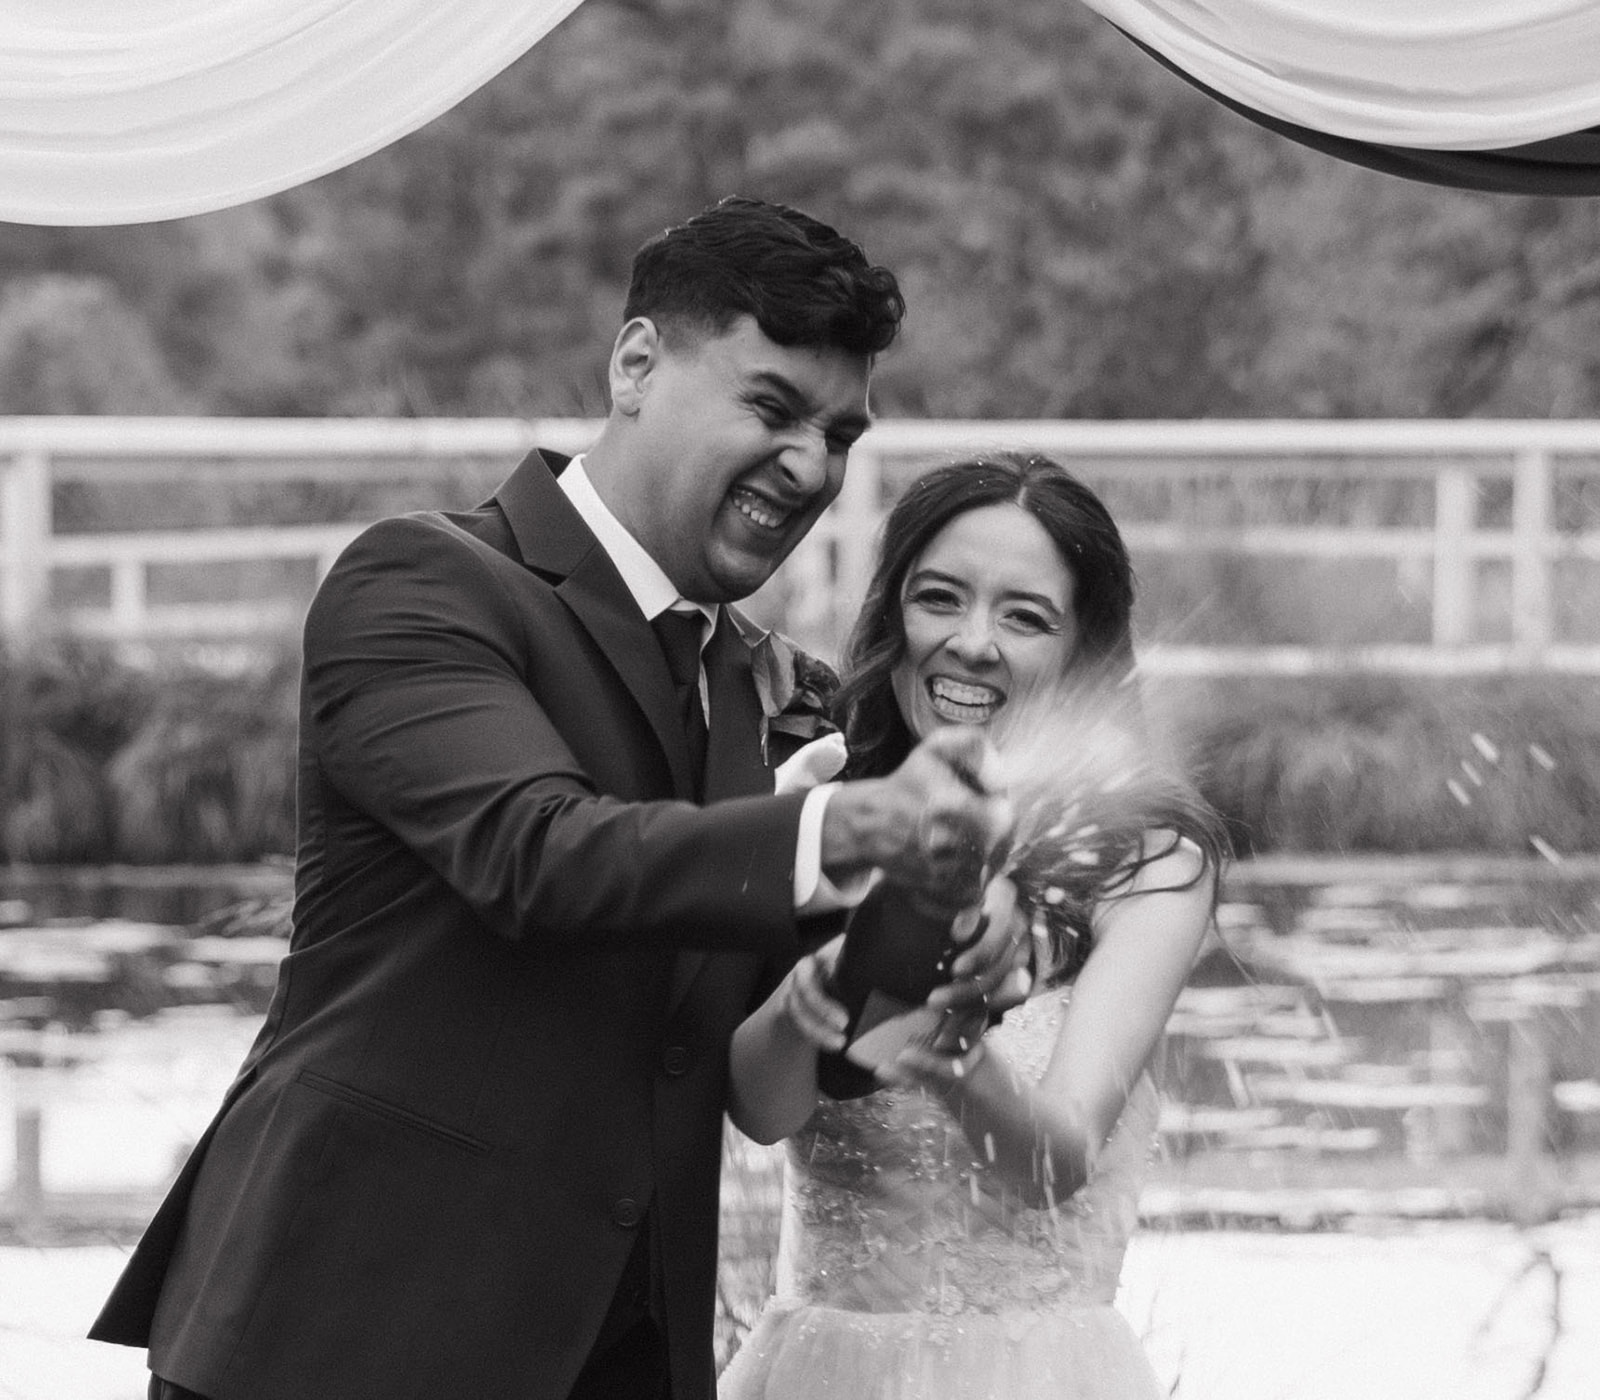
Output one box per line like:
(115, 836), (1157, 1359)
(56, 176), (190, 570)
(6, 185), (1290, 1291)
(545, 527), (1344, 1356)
(297, 1069), (491, 1155)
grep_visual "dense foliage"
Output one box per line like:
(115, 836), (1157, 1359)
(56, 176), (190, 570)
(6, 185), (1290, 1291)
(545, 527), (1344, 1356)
(1183, 674), (1600, 859)
(5, 0), (1600, 420)
(3, 643), (1596, 864)
(1, 644), (297, 865)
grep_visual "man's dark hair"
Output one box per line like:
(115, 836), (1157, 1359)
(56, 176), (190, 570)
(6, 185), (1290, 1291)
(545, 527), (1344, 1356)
(623, 196), (904, 357)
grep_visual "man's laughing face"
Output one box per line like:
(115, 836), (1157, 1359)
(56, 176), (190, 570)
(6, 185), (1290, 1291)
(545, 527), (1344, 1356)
(615, 315), (873, 604)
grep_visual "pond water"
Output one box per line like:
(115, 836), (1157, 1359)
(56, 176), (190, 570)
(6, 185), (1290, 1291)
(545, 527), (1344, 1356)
(3, 860), (1599, 1400)
(2, 857), (1598, 1220)
(5, 854), (1597, 1004)
(0, 862), (293, 928)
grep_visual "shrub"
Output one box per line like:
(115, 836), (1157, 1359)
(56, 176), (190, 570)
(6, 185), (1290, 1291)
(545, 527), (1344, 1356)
(3, 639), (1597, 863)
(0, 641), (297, 865)
(107, 653), (299, 863)
(0, 642), (156, 862)
(1180, 674), (1600, 857)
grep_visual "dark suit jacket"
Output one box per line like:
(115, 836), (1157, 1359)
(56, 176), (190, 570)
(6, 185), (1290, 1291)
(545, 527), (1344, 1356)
(91, 449), (817, 1400)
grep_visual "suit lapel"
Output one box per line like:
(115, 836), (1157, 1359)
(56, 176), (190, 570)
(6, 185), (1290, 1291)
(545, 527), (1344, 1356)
(496, 452), (777, 1014)
(494, 451), (696, 800)
(557, 555), (697, 799)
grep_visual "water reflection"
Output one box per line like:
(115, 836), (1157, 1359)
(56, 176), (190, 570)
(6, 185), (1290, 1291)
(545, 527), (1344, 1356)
(1157, 863), (1600, 1226)
(1, 860), (1598, 1239)
(0, 861), (292, 929)
(0, 867), (289, 1239)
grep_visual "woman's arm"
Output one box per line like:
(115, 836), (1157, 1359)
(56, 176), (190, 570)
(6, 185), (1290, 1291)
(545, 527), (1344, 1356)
(727, 937), (845, 1143)
(893, 833), (1215, 1208)
(728, 875), (1037, 1143)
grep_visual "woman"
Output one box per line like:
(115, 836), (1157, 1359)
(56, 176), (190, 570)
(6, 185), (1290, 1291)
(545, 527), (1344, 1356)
(721, 452), (1226, 1400)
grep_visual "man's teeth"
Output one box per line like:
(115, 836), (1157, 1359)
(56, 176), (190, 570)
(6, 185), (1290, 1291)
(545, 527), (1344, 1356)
(733, 491), (787, 529)
(928, 677), (1002, 719)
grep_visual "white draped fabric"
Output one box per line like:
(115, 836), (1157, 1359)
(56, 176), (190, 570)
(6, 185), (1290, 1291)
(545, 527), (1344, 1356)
(1081, 0), (1600, 149)
(0, 0), (587, 225)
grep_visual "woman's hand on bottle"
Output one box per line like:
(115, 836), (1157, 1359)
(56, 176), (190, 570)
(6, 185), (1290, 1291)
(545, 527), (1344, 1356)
(927, 874), (1033, 1014)
(778, 935), (849, 1053)
(879, 1006), (989, 1093)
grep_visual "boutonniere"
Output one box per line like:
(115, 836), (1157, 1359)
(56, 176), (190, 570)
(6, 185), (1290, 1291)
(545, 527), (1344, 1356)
(749, 630), (840, 765)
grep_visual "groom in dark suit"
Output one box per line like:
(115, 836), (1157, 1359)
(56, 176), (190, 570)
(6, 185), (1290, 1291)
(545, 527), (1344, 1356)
(91, 197), (1018, 1400)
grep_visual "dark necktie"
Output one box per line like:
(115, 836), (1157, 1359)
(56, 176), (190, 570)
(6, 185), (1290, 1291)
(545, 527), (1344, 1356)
(651, 608), (708, 792)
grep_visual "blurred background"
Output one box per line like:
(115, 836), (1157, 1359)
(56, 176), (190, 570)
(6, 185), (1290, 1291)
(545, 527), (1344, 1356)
(2, 2), (1599, 1396)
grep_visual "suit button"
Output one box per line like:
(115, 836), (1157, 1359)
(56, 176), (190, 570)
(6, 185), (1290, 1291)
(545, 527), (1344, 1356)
(661, 1044), (693, 1077)
(611, 1197), (644, 1228)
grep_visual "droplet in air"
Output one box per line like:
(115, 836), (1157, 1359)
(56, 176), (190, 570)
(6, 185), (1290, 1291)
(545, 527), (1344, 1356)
(1470, 733), (1500, 764)
(1446, 779), (1472, 807)
(1529, 743), (1556, 772)
(1529, 835), (1563, 865)
(1460, 760), (1483, 787)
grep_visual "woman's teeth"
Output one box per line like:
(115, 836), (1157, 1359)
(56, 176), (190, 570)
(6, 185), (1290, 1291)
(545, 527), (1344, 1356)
(927, 676), (1003, 723)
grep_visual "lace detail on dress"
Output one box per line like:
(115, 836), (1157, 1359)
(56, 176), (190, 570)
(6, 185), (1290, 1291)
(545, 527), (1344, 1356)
(774, 987), (1157, 1318)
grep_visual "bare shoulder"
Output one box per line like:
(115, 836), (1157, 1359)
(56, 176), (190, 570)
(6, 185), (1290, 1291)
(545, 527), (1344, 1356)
(1103, 828), (1215, 899)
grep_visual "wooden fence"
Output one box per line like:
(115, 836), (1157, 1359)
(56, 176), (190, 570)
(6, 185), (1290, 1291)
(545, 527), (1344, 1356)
(4, 416), (1600, 671)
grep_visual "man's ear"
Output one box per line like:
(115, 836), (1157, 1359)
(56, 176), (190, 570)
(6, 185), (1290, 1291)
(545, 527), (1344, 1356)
(609, 317), (661, 416)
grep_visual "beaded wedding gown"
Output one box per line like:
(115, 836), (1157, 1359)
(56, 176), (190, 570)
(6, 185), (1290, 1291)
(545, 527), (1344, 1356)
(719, 987), (1163, 1400)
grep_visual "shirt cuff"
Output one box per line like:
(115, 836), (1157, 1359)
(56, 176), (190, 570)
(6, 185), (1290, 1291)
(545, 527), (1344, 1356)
(793, 784), (876, 914)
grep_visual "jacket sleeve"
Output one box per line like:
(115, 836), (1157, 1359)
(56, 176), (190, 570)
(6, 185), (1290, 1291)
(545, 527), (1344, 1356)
(302, 514), (807, 956)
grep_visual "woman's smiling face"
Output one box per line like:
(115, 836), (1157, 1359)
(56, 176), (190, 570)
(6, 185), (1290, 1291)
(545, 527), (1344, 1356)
(890, 502), (1079, 740)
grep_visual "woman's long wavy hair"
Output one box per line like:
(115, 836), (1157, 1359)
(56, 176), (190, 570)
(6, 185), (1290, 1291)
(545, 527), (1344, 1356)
(832, 451), (1227, 983)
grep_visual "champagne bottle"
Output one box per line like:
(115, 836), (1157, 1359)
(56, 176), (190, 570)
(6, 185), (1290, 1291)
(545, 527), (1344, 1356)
(816, 881), (987, 1096)
(817, 741), (1007, 1097)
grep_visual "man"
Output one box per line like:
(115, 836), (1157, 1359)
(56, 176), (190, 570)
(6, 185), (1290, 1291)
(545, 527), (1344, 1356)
(91, 196), (1017, 1400)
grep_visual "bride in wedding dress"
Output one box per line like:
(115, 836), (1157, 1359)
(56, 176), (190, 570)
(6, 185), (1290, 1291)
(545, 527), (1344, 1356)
(721, 452), (1226, 1399)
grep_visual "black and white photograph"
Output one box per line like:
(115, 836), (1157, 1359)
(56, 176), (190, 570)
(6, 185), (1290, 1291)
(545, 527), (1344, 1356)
(1, 4), (1598, 1398)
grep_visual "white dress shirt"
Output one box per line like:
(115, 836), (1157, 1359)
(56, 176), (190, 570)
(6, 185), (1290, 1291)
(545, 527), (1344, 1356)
(558, 456), (849, 912)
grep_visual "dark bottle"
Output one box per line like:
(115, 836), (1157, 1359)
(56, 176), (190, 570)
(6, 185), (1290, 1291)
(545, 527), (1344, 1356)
(816, 881), (986, 1098)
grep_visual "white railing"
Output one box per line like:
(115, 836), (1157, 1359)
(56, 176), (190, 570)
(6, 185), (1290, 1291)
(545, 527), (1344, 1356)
(3, 416), (1600, 673)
